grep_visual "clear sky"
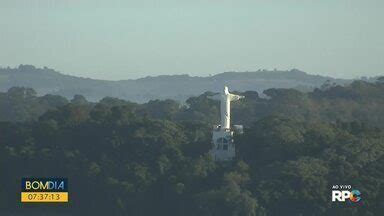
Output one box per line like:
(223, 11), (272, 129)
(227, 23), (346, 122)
(0, 0), (383, 80)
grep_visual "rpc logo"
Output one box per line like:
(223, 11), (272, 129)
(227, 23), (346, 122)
(331, 185), (361, 203)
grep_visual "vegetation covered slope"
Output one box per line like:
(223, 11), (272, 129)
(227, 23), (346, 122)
(0, 65), (351, 102)
(0, 79), (383, 215)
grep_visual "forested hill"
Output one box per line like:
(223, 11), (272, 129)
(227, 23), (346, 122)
(1, 78), (384, 215)
(1, 78), (383, 126)
(0, 65), (351, 102)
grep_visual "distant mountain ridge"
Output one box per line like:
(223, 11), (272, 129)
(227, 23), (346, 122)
(0, 65), (351, 102)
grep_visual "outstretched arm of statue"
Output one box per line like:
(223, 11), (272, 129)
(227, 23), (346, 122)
(229, 94), (245, 101)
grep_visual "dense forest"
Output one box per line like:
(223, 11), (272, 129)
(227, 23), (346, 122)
(1, 78), (384, 215)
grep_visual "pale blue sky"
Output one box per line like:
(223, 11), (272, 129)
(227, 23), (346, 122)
(0, 0), (383, 80)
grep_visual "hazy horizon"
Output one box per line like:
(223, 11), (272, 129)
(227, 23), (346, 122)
(0, 64), (368, 81)
(1, 0), (383, 80)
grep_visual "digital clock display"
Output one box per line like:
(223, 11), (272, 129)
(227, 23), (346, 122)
(21, 192), (68, 202)
(21, 178), (69, 203)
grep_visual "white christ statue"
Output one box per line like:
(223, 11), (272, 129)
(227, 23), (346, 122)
(211, 86), (244, 130)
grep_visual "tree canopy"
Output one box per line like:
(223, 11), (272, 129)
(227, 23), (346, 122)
(1, 80), (383, 215)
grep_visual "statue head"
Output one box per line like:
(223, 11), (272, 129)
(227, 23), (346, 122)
(224, 86), (229, 95)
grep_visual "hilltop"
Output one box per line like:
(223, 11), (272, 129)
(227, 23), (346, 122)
(0, 65), (351, 102)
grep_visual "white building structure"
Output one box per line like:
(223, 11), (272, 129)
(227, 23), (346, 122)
(209, 86), (244, 161)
